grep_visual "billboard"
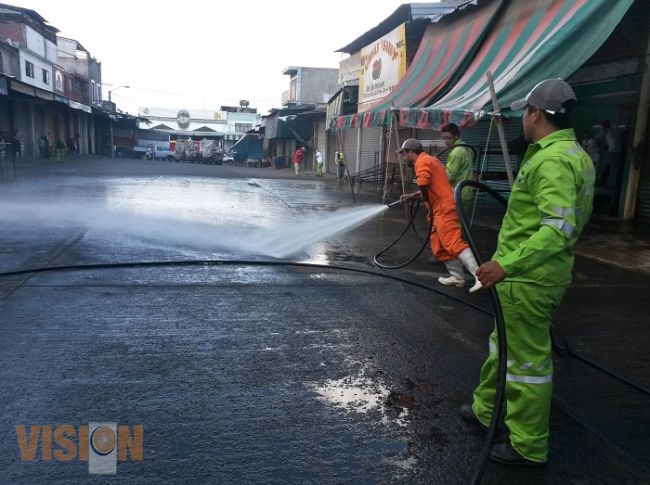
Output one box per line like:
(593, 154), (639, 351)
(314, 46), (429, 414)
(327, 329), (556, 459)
(358, 24), (406, 113)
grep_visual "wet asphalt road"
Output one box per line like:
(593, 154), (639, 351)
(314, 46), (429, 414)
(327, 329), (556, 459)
(0, 158), (648, 484)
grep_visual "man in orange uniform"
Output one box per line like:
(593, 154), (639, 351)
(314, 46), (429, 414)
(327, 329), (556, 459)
(398, 138), (481, 292)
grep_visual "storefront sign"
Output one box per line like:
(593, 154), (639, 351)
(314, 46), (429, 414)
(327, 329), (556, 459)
(10, 80), (35, 96)
(34, 88), (54, 101)
(69, 100), (92, 113)
(177, 110), (191, 129)
(358, 24), (406, 113)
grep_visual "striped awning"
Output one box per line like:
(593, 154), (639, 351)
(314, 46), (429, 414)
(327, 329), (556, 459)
(429, 0), (634, 115)
(362, 0), (503, 127)
(336, 0), (634, 131)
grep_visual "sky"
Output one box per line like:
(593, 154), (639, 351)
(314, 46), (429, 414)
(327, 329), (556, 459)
(11, 0), (409, 115)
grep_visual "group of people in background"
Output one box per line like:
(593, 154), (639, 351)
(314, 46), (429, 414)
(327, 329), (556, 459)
(581, 120), (622, 188)
(0, 131), (80, 164)
(290, 146), (326, 177)
(0, 131), (22, 163)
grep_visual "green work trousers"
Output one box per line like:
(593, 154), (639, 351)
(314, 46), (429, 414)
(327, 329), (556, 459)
(472, 281), (567, 462)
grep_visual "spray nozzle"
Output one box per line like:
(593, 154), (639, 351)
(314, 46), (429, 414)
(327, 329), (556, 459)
(386, 200), (403, 208)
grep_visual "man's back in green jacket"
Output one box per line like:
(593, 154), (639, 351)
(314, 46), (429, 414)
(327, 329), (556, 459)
(494, 128), (595, 287)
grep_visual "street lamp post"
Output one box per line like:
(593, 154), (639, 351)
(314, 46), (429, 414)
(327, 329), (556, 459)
(108, 85), (130, 103)
(106, 85), (129, 158)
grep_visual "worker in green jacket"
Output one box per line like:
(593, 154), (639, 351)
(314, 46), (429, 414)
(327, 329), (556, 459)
(459, 79), (595, 466)
(442, 123), (475, 209)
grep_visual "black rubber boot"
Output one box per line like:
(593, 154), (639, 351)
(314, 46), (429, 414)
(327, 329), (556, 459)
(459, 404), (487, 429)
(489, 442), (546, 467)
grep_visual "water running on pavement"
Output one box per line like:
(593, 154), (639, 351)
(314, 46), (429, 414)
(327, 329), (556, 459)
(0, 200), (387, 259)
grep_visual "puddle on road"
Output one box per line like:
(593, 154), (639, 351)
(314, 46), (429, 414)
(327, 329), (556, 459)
(308, 373), (418, 474)
(383, 455), (418, 471)
(308, 374), (410, 427)
(311, 375), (390, 413)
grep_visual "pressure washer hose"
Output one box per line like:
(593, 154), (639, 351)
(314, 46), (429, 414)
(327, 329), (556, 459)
(374, 199), (433, 270)
(455, 180), (509, 485)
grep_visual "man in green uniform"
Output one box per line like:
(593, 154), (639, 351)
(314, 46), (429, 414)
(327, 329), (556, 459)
(441, 123), (475, 209)
(460, 79), (595, 466)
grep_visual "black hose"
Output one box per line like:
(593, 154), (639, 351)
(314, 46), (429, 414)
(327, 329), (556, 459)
(374, 199), (433, 270)
(455, 180), (507, 485)
(455, 180), (650, 482)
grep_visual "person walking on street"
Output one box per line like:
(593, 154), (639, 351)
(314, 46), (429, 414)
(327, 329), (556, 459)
(315, 150), (324, 177)
(441, 123), (475, 210)
(10, 131), (21, 162)
(38, 135), (46, 159)
(335, 151), (346, 181)
(55, 138), (67, 163)
(293, 146), (305, 176)
(398, 138), (482, 292)
(464, 79), (595, 466)
(581, 129), (599, 167)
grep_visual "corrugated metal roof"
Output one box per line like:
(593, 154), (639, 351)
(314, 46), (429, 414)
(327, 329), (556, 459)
(336, 1), (473, 53)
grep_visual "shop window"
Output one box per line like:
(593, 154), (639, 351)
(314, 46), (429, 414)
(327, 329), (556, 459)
(55, 71), (63, 91)
(235, 123), (253, 133)
(25, 60), (34, 78)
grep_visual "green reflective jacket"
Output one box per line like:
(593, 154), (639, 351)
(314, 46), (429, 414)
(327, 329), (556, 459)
(445, 138), (474, 203)
(494, 129), (595, 287)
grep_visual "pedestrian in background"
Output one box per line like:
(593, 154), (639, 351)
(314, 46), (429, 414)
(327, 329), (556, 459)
(293, 146), (305, 176)
(335, 151), (346, 181)
(10, 131), (21, 162)
(598, 120), (621, 189)
(315, 149), (324, 177)
(55, 138), (67, 163)
(582, 129), (599, 167)
(38, 134), (46, 159)
(441, 123), (475, 211)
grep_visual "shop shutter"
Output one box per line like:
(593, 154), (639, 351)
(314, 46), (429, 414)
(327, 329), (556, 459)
(359, 127), (382, 175)
(342, 128), (359, 175)
(461, 118), (523, 193)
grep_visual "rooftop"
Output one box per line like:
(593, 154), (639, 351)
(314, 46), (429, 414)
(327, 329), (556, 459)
(336, 1), (471, 53)
(282, 66), (339, 76)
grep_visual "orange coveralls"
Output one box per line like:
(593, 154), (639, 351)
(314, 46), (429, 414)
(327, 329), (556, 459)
(414, 152), (469, 261)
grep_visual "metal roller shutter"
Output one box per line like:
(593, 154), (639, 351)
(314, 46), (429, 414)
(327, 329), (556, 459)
(359, 127), (381, 173)
(316, 120), (326, 159)
(342, 128), (358, 175)
(326, 130), (338, 174)
(461, 118), (523, 193)
(417, 129), (445, 156)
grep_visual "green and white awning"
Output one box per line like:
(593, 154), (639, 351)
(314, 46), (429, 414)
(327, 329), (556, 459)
(336, 0), (634, 130)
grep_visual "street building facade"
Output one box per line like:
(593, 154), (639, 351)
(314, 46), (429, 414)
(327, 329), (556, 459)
(0, 2), (137, 164)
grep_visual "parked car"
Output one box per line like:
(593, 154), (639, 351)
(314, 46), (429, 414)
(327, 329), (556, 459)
(223, 154), (234, 164)
(154, 147), (178, 161)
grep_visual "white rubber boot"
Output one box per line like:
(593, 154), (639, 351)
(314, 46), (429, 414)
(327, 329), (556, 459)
(458, 248), (483, 293)
(438, 259), (466, 287)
